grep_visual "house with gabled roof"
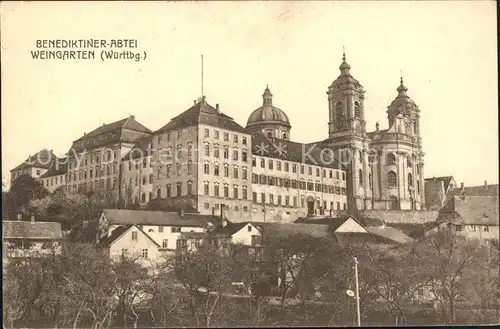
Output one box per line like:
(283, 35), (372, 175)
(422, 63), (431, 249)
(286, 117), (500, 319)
(424, 175), (457, 210)
(430, 195), (499, 242)
(98, 209), (221, 262)
(10, 149), (59, 182)
(2, 217), (63, 262)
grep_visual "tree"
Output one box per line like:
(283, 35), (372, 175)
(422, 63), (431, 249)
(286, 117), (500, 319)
(412, 230), (490, 324)
(8, 175), (49, 214)
(172, 242), (233, 327)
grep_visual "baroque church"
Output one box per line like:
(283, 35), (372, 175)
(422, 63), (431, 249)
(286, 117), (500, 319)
(246, 52), (426, 212)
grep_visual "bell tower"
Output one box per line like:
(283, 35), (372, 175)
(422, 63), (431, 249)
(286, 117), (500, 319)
(327, 51), (366, 138)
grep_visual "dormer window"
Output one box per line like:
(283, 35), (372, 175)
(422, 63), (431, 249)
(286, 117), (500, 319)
(247, 225), (252, 232)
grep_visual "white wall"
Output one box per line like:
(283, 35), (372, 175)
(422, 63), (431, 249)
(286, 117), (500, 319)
(231, 223), (261, 246)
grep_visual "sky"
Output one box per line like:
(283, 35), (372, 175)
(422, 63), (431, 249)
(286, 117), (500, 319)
(1, 1), (498, 189)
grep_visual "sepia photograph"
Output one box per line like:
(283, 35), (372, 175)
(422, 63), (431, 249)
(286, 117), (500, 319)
(1, 1), (498, 327)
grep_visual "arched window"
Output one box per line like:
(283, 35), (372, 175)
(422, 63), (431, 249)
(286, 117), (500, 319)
(282, 133), (287, 140)
(354, 101), (361, 118)
(335, 102), (343, 118)
(266, 131), (272, 138)
(407, 156), (412, 168)
(358, 169), (363, 186)
(157, 166), (162, 179)
(386, 153), (396, 165)
(358, 150), (363, 163)
(408, 173), (413, 187)
(388, 171), (397, 187)
(176, 182), (182, 196)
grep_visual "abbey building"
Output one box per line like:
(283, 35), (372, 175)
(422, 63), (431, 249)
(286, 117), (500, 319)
(10, 53), (425, 223)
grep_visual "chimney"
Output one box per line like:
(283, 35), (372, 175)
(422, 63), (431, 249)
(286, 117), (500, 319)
(83, 132), (86, 135)
(460, 182), (464, 191)
(484, 180), (488, 190)
(460, 182), (466, 201)
(216, 104), (220, 112)
(30, 214), (35, 223)
(193, 100), (196, 105)
(130, 115), (135, 119)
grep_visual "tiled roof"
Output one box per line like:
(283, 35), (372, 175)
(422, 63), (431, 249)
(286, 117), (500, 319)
(362, 210), (439, 224)
(101, 224), (161, 247)
(157, 97), (247, 134)
(40, 160), (67, 178)
(121, 135), (154, 161)
(439, 196), (499, 225)
(69, 116), (152, 153)
(180, 232), (208, 239)
(100, 209), (218, 227)
(11, 149), (58, 172)
(256, 222), (330, 238)
(425, 176), (454, 191)
(449, 184), (499, 197)
(364, 226), (414, 245)
(209, 222), (254, 238)
(251, 133), (344, 170)
(2, 221), (62, 240)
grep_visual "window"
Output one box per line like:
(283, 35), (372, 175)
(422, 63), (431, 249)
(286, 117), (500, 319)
(242, 151), (248, 162)
(242, 167), (248, 179)
(204, 128), (210, 137)
(176, 182), (182, 196)
(277, 161), (282, 171)
(204, 202), (210, 209)
(214, 164), (220, 176)
(308, 167), (312, 175)
(278, 195), (282, 205)
(132, 231), (138, 241)
(224, 164), (229, 177)
(177, 130), (182, 139)
(282, 133), (287, 140)
(233, 135), (238, 143)
(215, 130), (219, 139)
(233, 167), (238, 178)
(224, 185), (229, 197)
(407, 156), (412, 168)
(388, 171), (397, 187)
(204, 163), (210, 174)
(260, 159), (265, 168)
(354, 101), (361, 118)
(204, 144), (210, 157)
(187, 181), (193, 195)
(261, 193), (265, 204)
(171, 227), (181, 233)
(242, 137), (247, 145)
(214, 146), (220, 158)
(484, 226), (489, 232)
(359, 169), (363, 186)
(242, 186), (247, 199)
(162, 239), (168, 248)
(269, 194), (274, 204)
(159, 226), (164, 232)
(408, 173), (413, 187)
(300, 165), (304, 174)
(284, 162), (289, 172)
(204, 182), (209, 195)
(223, 147), (229, 159)
(247, 225), (252, 232)
(224, 132), (229, 141)
(335, 102), (343, 120)
(166, 184), (171, 197)
(233, 150), (238, 161)
(187, 161), (192, 175)
(166, 165), (171, 178)
(149, 174), (153, 184)
(157, 187), (162, 199)
(253, 192), (257, 202)
(266, 131), (272, 138)
(188, 143), (193, 156)
(141, 249), (148, 258)
(268, 160), (273, 170)
(471, 225), (476, 232)
(233, 186), (238, 198)
(157, 166), (162, 179)
(386, 153), (396, 165)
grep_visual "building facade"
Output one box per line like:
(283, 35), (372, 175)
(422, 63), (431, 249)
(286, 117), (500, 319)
(10, 149), (58, 182)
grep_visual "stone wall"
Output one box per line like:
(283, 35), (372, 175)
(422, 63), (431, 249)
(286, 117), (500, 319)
(363, 210), (438, 224)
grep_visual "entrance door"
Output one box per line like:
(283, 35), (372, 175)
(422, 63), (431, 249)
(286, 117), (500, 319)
(307, 201), (315, 215)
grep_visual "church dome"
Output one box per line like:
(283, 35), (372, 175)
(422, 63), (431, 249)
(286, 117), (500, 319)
(246, 86), (291, 128)
(389, 77), (417, 108)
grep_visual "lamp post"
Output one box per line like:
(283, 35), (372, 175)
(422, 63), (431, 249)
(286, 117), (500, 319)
(354, 257), (361, 327)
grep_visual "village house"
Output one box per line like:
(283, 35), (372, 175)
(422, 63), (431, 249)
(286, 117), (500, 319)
(97, 209), (220, 264)
(2, 216), (63, 263)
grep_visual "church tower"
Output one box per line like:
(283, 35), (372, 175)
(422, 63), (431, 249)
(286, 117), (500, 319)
(325, 51), (372, 212)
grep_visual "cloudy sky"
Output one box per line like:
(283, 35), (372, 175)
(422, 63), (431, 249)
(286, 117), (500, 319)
(1, 1), (497, 188)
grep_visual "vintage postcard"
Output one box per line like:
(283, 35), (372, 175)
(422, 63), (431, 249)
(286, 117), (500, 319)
(1, 1), (498, 328)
